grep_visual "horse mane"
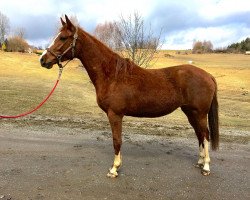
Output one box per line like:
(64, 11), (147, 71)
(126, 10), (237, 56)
(115, 57), (135, 78)
(78, 26), (136, 79)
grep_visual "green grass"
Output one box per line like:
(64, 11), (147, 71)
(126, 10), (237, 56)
(0, 51), (249, 132)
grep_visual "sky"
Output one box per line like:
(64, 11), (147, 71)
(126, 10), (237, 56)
(1, 0), (250, 49)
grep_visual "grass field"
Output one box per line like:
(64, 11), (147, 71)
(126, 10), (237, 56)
(0, 51), (249, 134)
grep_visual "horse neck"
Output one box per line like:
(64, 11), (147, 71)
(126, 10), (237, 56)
(75, 29), (117, 86)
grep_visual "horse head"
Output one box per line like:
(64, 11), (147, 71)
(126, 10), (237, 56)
(40, 15), (78, 69)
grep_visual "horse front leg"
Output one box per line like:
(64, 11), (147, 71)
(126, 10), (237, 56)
(107, 110), (123, 178)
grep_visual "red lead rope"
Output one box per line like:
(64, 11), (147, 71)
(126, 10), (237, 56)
(0, 70), (62, 119)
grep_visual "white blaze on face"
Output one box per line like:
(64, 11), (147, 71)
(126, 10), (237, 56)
(48, 32), (61, 48)
(40, 49), (47, 60)
(39, 31), (61, 61)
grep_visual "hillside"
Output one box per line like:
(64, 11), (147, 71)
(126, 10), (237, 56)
(0, 51), (249, 137)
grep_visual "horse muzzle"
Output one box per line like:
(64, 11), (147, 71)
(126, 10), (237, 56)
(40, 57), (53, 69)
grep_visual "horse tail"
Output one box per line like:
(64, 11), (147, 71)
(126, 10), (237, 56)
(208, 76), (219, 150)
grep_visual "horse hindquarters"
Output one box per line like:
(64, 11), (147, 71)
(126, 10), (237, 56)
(180, 73), (219, 175)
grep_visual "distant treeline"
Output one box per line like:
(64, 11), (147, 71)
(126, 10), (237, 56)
(227, 37), (250, 52)
(214, 37), (250, 53)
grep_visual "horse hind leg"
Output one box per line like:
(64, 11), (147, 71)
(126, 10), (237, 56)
(202, 137), (211, 175)
(181, 108), (211, 176)
(192, 118), (211, 176)
(195, 137), (210, 176)
(196, 143), (205, 169)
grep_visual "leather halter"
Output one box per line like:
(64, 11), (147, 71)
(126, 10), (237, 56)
(46, 27), (78, 69)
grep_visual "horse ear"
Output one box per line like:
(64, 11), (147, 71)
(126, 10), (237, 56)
(60, 17), (66, 26)
(65, 14), (75, 31)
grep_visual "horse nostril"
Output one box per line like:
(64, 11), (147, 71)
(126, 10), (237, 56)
(40, 57), (45, 65)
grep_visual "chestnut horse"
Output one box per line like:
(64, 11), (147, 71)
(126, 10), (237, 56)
(40, 15), (219, 177)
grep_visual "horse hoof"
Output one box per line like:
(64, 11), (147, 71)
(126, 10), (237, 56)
(107, 168), (118, 178)
(107, 171), (118, 178)
(194, 163), (204, 169)
(201, 169), (210, 176)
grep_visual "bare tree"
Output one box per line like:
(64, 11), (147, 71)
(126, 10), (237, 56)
(203, 40), (213, 52)
(93, 12), (162, 68)
(117, 12), (162, 68)
(0, 11), (10, 44)
(192, 40), (213, 54)
(14, 27), (26, 39)
(94, 21), (122, 50)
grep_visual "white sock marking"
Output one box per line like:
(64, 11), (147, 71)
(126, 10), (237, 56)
(203, 138), (210, 171)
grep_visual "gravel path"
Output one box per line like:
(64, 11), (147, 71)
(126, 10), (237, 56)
(0, 122), (249, 200)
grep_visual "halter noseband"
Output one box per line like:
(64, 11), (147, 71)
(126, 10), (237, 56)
(46, 27), (78, 69)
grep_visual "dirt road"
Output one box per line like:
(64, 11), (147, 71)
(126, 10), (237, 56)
(0, 122), (249, 200)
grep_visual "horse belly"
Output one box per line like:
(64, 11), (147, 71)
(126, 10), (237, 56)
(124, 94), (180, 118)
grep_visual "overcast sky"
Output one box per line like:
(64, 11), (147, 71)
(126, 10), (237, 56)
(1, 0), (250, 49)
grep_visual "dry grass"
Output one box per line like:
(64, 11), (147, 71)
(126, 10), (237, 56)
(0, 51), (99, 118)
(0, 51), (249, 132)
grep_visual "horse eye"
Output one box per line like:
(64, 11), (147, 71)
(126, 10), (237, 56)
(60, 36), (67, 41)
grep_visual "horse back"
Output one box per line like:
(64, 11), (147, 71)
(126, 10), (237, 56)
(97, 64), (216, 117)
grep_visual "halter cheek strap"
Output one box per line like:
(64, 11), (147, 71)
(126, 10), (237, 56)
(46, 27), (78, 69)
